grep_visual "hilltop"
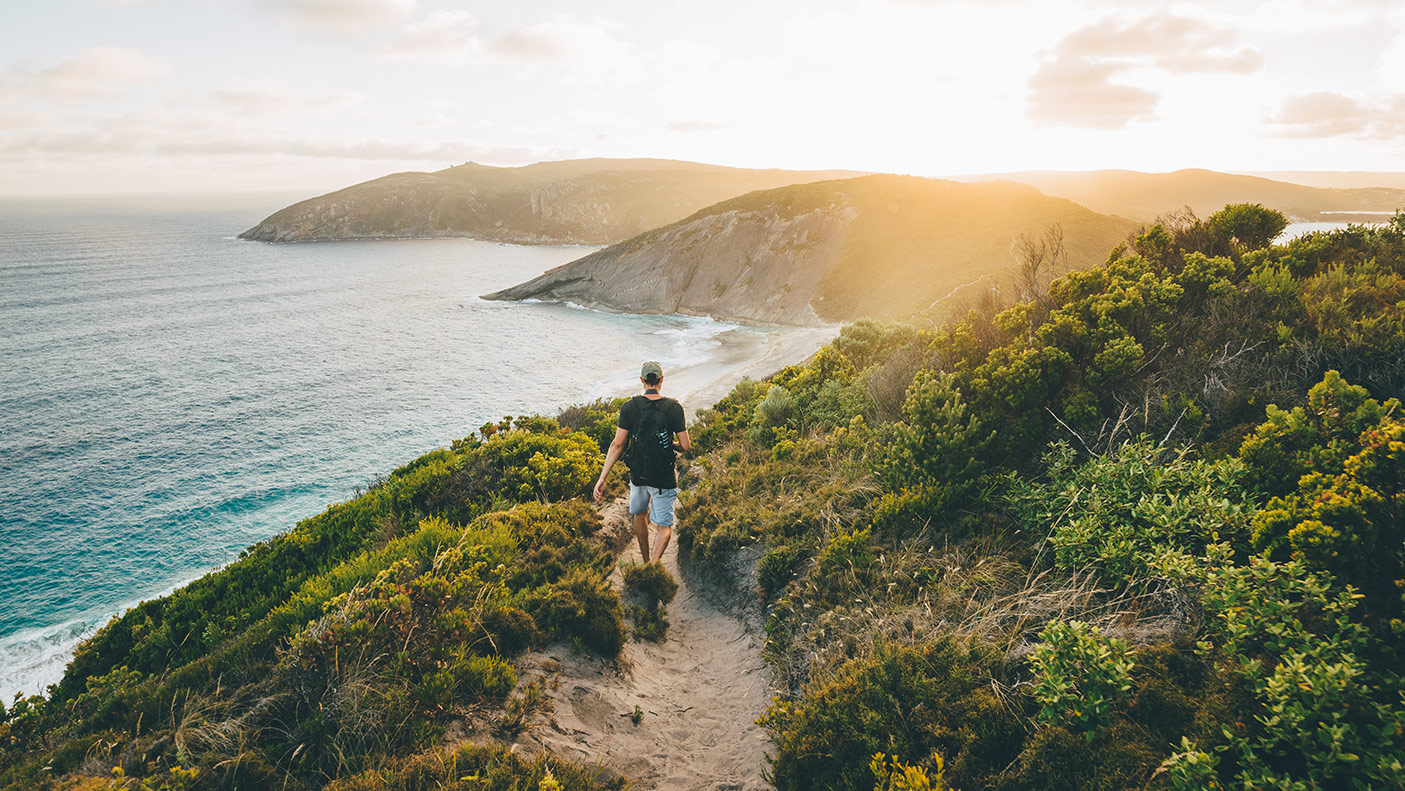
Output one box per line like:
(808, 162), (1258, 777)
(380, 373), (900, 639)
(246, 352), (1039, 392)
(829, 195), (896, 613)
(484, 174), (1139, 326)
(958, 168), (1405, 222)
(237, 158), (865, 245)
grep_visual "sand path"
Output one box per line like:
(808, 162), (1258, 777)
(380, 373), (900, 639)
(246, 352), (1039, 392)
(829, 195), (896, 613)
(514, 500), (774, 790)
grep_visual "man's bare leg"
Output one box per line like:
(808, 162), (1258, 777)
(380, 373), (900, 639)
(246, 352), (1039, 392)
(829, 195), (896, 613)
(650, 523), (672, 563)
(633, 512), (650, 559)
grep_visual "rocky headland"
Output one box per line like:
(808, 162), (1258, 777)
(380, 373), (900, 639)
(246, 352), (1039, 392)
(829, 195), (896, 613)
(483, 174), (1140, 326)
(238, 158), (864, 245)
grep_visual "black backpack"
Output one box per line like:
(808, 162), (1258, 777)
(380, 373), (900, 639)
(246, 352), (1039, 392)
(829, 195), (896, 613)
(628, 397), (675, 484)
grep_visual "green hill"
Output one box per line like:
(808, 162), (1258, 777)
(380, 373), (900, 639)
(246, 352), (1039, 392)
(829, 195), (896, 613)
(238, 158), (865, 245)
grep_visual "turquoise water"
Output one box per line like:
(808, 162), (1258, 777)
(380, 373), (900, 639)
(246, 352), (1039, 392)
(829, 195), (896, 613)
(0, 194), (751, 700)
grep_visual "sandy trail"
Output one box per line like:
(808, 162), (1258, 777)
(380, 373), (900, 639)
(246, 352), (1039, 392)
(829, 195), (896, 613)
(514, 500), (774, 790)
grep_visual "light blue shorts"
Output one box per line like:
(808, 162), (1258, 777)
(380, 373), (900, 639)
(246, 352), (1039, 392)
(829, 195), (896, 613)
(628, 484), (678, 527)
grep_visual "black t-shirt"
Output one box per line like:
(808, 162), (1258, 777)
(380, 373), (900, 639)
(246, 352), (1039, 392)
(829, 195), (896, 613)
(618, 394), (686, 488)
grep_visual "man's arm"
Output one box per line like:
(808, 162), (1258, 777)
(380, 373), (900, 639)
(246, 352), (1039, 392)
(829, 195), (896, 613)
(675, 430), (691, 453)
(594, 426), (630, 502)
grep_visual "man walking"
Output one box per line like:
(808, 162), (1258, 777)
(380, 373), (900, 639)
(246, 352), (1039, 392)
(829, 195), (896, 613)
(593, 361), (690, 563)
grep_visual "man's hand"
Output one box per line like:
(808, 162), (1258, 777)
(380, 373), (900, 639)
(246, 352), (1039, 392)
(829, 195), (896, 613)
(593, 477), (606, 502)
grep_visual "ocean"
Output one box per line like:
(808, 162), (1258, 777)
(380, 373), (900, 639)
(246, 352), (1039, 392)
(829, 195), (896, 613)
(0, 194), (786, 702)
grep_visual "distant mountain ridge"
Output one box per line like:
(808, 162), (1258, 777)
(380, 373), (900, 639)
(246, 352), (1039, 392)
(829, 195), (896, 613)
(238, 158), (865, 245)
(484, 174), (1139, 326)
(955, 168), (1405, 222)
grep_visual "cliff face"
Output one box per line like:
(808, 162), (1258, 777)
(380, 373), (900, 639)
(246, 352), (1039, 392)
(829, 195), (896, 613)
(485, 175), (1140, 326)
(487, 195), (857, 326)
(238, 159), (865, 244)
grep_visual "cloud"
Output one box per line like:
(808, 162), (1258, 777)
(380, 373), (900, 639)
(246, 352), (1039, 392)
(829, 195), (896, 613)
(1267, 90), (1405, 138)
(485, 17), (625, 62)
(415, 112), (453, 128)
(0, 107), (554, 164)
(1058, 15), (1264, 74)
(150, 136), (545, 162)
(666, 120), (729, 133)
(2, 47), (170, 105)
(1027, 13), (1263, 129)
(374, 13), (641, 83)
(1026, 58), (1158, 129)
(205, 78), (364, 115)
(0, 113), (56, 131)
(375, 10), (481, 62)
(256, 0), (415, 35)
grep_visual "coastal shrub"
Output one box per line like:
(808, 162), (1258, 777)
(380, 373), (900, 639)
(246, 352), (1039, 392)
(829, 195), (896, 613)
(679, 432), (875, 569)
(555, 398), (626, 454)
(877, 371), (991, 497)
(477, 605), (542, 655)
(1251, 416), (1404, 604)
(621, 561), (678, 642)
(488, 500), (615, 590)
(1010, 440), (1253, 583)
(1208, 203), (1288, 252)
(436, 429), (601, 516)
(761, 640), (1020, 791)
(1159, 544), (1405, 790)
(324, 742), (627, 791)
(523, 567), (626, 656)
(621, 561), (678, 606)
(1238, 369), (1400, 496)
(870, 751), (950, 791)
(816, 526), (876, 580)
(833, 319), (926, 371)
(61, 446), (462, 701)
(691, 377), (768, 451)
(1028, 620), (1136, 738)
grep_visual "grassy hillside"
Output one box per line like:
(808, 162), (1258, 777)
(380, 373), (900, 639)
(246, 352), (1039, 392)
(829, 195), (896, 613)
(678, 208), (1405, 789)
(486, 174), (1139, 326)
(238, 158), (865, 245)
(959, 168), (1405, 223)
(5, 207), (1404, 790)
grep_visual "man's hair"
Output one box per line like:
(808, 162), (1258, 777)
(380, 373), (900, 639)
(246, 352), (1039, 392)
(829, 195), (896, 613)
(643, 372), (661, 386)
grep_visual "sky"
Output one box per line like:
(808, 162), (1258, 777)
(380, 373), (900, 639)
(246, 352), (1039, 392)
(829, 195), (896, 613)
(2, 0), (1405, 195)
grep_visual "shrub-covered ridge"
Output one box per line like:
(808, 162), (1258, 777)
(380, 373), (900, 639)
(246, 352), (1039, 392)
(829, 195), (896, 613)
(680, 207), (1405, 790)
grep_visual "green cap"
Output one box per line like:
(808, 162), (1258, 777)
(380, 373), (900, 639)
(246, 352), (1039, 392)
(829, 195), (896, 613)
(641, 361), (663, 382)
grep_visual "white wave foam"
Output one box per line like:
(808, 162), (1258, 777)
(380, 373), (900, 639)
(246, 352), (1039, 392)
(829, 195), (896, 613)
(0, 617), (100, 702)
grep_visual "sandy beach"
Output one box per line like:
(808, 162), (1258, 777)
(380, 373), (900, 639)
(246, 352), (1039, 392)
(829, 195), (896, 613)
(589, 324), (840, 414)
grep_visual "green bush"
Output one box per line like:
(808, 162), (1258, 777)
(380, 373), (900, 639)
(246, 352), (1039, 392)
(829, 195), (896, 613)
(1011, 440), (1253, 583)
(760, 640), (1020, 791)
(1029, 620), (1136, 738)
(523, 567), (626, 656)
(1239, 369), (1400, 497)
(621, 561), (678, 606)
(1160, 543), (1405, 790)
(878, 371), (990, 494)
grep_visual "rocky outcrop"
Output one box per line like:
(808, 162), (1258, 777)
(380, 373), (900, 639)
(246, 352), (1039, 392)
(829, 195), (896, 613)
(238, 159), (864, 245)
(485, 175), (1141, 326)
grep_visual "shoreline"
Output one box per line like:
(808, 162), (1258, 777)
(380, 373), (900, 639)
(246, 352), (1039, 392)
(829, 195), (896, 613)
(673, 325), (839, 412)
